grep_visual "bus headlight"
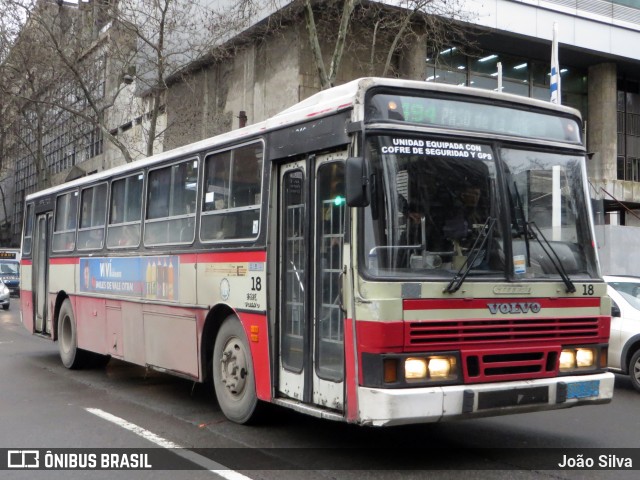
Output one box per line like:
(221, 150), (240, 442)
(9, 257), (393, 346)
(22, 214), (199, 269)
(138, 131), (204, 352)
(576, 348), (595, 367)
(405, 358), (428, 380)
(362, 351), (460, 388)
(428, 357), (453, 379)
(560, 346), (598, 372)
(404, 356), (457, 382)
(559, 350), (576, 369)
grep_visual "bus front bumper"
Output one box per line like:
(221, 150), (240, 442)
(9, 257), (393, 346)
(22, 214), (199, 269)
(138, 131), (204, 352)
(357, 372), (614, 427)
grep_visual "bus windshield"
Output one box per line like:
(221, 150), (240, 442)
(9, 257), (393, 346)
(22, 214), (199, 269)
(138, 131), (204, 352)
(362, 134), (598, 280)
(0, 260), (19, 275)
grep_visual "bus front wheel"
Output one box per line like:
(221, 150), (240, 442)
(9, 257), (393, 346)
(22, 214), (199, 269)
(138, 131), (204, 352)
(58, 299), (88, 369)
(212, 315), (259, 424)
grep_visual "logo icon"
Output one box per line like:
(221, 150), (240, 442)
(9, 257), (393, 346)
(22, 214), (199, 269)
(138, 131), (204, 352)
(220, 278), (230, 301)
(487, 302), (541, 314)
(8, 450), (39, 468)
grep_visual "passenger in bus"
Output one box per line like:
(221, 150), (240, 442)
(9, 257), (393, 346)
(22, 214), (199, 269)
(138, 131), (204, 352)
(83, 228), (103, 249)
(118, 225), (138, 246)
(443, 183), (485, 247)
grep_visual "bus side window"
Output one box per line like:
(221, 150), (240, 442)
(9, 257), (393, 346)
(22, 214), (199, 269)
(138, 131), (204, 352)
(144, 159), (197, 246)
(23, 203), (35, 256)
(78, 183), (107, 250)
(107, 173), (143, 249)
(52, 191), (78, 252)
(201, 143), (263, 242)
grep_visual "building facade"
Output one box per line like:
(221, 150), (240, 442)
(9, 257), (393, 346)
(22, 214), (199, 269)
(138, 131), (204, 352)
(426, 0), (640, 274)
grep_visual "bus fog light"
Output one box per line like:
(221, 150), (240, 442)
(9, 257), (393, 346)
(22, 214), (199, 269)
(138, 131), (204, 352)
(559, 350), (576, 370)
(576, 348), (595, 367)
(405, 358), (427, 380)
(428, 357), (452, 379)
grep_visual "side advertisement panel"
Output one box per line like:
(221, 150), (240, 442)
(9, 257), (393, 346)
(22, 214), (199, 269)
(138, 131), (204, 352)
(80, 256), (180, 300)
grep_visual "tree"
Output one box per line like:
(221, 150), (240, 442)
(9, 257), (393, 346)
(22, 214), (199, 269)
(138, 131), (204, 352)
(107, 0), (278, 157)
(1, 0), (270, 167)
(301, 0), (477, 89)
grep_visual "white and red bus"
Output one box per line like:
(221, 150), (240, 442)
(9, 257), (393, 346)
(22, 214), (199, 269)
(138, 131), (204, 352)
(21, 77), (613, 426)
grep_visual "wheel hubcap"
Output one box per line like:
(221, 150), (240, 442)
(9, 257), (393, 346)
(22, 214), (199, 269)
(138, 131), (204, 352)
(634, 357), (640, 384)
(220, 337), (247, 396)
(61, 315), (72, 353)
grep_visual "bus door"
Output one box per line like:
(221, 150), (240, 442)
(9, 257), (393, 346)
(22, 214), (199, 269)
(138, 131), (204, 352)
(33, 213), (52, 335)
(278, 156), (347, 412)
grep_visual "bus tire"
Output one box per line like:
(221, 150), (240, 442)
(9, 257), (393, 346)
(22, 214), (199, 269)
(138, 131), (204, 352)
(58, 299), (87, 370)
(629, 350), (640, 393)
(212, 315), (260, 424)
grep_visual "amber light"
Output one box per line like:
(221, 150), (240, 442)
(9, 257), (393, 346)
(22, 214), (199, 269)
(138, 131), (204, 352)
(250, 325), (259, 343)
(383, 358), (398, 383)
(600, 348), (608, 368)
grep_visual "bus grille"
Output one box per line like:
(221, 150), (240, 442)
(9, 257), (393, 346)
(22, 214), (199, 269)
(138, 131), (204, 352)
(408, 317), (600, 348)
(462, 348), (559, 383)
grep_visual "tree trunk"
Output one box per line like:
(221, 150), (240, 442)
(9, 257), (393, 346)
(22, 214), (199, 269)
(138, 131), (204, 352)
(303, 0), (330, 89)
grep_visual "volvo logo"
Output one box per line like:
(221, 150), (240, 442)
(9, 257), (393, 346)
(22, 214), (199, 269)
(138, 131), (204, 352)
(487, 302), (541, 314)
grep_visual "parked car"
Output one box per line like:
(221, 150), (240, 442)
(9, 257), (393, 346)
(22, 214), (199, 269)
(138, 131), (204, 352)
(0, 279), (10, 310)
(605, 275), (640, 391)
(0, 251), (20, 297)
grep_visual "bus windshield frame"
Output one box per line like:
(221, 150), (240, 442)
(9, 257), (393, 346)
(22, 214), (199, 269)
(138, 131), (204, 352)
(360, 93), (598, 282)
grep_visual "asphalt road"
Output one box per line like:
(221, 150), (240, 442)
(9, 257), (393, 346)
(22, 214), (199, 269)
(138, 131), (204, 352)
(0, 303), (638, 480)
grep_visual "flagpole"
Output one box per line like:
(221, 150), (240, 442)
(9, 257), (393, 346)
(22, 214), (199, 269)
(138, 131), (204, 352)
(550, 22), (561, 104)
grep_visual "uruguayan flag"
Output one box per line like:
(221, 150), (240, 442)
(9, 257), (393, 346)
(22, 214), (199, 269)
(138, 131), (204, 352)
(550, 22), (561, 104)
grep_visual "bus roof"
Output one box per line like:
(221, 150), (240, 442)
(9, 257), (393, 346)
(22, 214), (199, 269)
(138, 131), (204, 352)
(26, 77), (582, 201)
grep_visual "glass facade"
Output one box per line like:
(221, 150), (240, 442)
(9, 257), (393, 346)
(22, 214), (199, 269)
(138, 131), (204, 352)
(425, 48), (588, 118)
(617, 80), (640, 182)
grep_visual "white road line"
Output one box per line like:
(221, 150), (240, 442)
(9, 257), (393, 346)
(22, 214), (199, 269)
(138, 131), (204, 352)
(85, 407), (254, 480)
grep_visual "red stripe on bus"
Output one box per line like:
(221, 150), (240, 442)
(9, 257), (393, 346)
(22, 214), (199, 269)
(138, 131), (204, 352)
(22, 260), (33, 266)
(179, 254), (198, 264)
(403, 297), (601, 311)
(196, 251), (266, 263)
(344, 317), (358, 421)
(50, 257), (80, 265)
(33, 252), (265, 265)
(356, 321), (405, 353)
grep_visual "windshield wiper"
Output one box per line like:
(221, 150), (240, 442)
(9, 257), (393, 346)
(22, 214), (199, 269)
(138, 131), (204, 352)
(528, 222), (576, 293)
(444, 217), (496, 294)
(512, 182), (531, 267)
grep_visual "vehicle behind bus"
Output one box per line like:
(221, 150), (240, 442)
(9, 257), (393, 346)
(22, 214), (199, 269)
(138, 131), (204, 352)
(0, 249), (21, 297)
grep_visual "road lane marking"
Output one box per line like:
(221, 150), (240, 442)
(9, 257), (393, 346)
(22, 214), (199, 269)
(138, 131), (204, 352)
(85, 407), (253, 480)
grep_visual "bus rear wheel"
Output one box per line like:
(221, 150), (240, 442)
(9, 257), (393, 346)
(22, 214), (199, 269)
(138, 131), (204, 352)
(58, 299), (88, 369)
(212, 315), (259, 424)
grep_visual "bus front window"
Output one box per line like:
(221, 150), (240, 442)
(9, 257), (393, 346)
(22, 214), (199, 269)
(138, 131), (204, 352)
(502, 148), (598, 279)
(363, 135), (505, 278)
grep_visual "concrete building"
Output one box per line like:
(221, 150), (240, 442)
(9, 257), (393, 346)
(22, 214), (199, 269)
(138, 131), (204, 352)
(3, 0), (640, 275)
(162, 0), (640, 275)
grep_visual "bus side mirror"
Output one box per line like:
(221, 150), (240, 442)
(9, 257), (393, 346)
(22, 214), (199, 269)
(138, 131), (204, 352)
(611, 303), (621, 318)
(346, 156), (369, 207)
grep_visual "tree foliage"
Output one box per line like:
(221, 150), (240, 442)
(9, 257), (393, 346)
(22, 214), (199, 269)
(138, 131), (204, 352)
(300, 0), (477, 89)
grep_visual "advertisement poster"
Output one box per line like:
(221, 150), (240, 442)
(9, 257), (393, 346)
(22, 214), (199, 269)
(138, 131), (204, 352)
(80, 256), (179, 300)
